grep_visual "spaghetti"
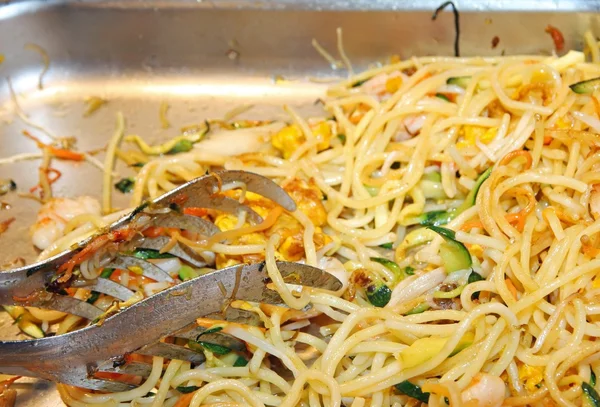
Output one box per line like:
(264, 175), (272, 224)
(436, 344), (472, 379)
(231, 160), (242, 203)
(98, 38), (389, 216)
(5, 31), (600, 407)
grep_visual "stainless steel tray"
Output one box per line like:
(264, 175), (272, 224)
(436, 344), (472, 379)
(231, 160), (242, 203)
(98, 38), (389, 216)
(0, 0), (599, 405)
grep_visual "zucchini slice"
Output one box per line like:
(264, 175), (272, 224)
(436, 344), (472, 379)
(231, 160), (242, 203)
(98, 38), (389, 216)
(366, 283), (392, 307)
(446, 76), (471, 88)
(15, 314), (45, 338)
(570, 77), (600, 94)
(416, 167), (492, 227)
(427, 225), (472, 273)
(395, 381), (430, 403)
(583, 381), (600, 407)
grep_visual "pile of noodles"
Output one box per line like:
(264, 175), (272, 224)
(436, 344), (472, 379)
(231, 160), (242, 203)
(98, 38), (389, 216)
(14, 32), (600, 407)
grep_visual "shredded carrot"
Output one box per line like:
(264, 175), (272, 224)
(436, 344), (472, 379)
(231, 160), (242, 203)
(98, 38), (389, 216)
(0, 376), (21, 395)
(205, 206), (283, 247)
(174, 392), (195, 407)
(505, 278), (519, 300)
(0, 217), (15, 234)
(545, 25), (565, 52)
(30, 168), (62, 193)
(582, 244), (600, 258)
(183, 207), (209, 217)
(142, 226), (177, 238)
(503, 187), (536, 232)
(57, 229), (136, 283)
(544, 135), (553, 145)
(13, 290), (41, 302)
(499, 150), (532, 170)
(22, 130), (84, 161)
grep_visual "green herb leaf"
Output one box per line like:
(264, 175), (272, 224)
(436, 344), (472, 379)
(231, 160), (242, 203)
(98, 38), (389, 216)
(337, 134), (346, 143)
(379, 243), (393, 250)
(196, 326), (224, 339)
(199, 341), (231, 355)
(167, 139), (194, 155)
(234, 356), (249, 367)
(100, 268), (115, 278)
(86, 291), (100, 304)
(114, 178), (135, 193)
(176, 385), (200, 394)
(366, 284), (392, 307)
(351, 79), (368, 88)
(133, 248), (175, 260)
(592, 371), (597, 388)
(404, 266), (415, 275)
(468, 271), (484, 284)
(395, 381), (430, 403)
(435, 93), (451, 102)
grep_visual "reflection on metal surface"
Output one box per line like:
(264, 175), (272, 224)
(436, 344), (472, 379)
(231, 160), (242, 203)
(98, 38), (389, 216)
(0, 0), (598, 405)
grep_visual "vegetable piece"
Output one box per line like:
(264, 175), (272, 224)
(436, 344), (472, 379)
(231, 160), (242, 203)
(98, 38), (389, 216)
(337, 134), (347, 143)
(428, 225), (472, 273)
(366, 283), (392, 308)
(2, 305), (25, 320)
(0, 179), (16, 195)
(370, 257), (406, 282)
(583, 381), (600, 407)
(176, 385), (200, 394)
(364, 185), (379, 197)
(406, 302), (430, 315)
(455, 167), (493, 212)
(114, 178), (135, 194)
(133, 248), (175, 260)
(570, 77), (600, 94)
(395, 381), (430, 403)
(468, 271), (484, 284)
(178, 265), (201, 281)
(545, 25), (564, 52)
(418, 167), (492, 227)
(83, 96), (107, 117)
(100, 268), (115, 278)
(446, 76), (470, 87)
(234, 356), (249, 367)
(414, 210), (455, 227)
(423, 171), (442, 182)
(379, 243), (393, 250)
(398, 332), (474, 369)
(15, 314), (44, 338)
(189, 340), (231, 355)
(196, 326), (223, 338)
(396, 227), (439, 255)
(167, 139), (193, 155)
(86, 291), (100, 304)
(435, 93), (451, 102)
(592, 371), (597, 387)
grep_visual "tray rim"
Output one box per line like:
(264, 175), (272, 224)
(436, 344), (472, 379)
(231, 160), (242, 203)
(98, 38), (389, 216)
(2, 0), (600, 13)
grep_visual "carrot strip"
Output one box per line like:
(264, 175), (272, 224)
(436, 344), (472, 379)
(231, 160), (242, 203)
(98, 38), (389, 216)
(183, 207), (209, 217)
(174, 392), (195, 407)
(505, 279), (519, 300)
(30, 168), (62, 193)
(22, 130), (84, 161)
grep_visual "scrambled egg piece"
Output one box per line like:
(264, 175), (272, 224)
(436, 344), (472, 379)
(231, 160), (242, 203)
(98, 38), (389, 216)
(519, 364), (544, 392)
(283, 178), (327, 226)
(385, 76), (403, 93)
(457, 126), (497, 149)
(214, 178), (331, 266)
(271, 122), (332, 159)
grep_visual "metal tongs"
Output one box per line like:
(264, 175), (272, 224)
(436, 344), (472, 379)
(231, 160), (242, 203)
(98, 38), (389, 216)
(0, 170), (341, 391)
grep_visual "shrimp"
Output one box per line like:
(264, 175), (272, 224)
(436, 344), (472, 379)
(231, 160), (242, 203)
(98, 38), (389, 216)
(30, 196), (101, 250)
(461, 373), (506, 407)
